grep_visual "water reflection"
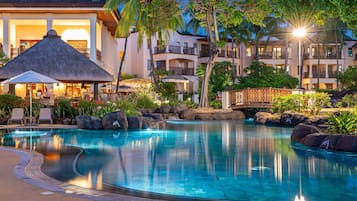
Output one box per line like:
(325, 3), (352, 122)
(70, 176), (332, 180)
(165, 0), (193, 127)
(1, 121), (357, 201)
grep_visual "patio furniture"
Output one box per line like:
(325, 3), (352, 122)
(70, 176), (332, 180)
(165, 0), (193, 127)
(37, 108), (53, 124)
(7, 108), (25, 125)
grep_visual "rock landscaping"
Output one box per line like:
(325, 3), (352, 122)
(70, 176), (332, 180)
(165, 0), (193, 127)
(291, 123), (357, 152)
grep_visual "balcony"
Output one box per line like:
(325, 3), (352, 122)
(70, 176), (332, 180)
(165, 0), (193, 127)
(254, 52), (287, 59)
(304, 53), (341, 59)
(154, 45), (196, 55)
(199, 48), (236, 58)
(169, 67), (194, 76)
(303, 71), (337, 79)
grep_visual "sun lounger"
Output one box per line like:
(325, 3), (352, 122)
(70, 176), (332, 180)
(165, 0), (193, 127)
(7, 108), (25, 125)
(37, 108), (53, 124)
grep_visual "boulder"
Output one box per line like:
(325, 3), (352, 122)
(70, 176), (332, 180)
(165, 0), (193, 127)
(180, 109), (196, 120)
(76, 116), (103, 130)
(231, 111), (246, 120)
(280, 112), (308, 126)
(254, 112), (280, 125)
(127, 116), (143, 129)
(142, 113), (164, 121)
(318, 135), (341, 150)
(291, 123), (320, 142)
(142, 117), (165, 129)
(102, 111), (128, 130)
(195, 113), (213, 120)
(159, 105), (171, 113)
(335, 135), (357, 152)
(171, 104), (188, 113)
(300, 133), (328, 147)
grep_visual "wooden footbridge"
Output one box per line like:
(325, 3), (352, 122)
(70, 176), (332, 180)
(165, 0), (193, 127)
(224, 88), (293, 109)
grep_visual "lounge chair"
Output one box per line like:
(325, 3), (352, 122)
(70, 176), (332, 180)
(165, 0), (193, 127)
(37, 108), (53, 124)
(7, 108), (25, 125)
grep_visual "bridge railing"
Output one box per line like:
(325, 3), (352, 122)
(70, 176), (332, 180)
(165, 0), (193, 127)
(228, 88), (292, 108)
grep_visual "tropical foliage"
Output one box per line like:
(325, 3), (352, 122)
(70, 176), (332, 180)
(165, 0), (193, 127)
(234, 61), (298, 89)
(337, 65), (357, 90)
(328, 111), (357, 135)
(272, 92), (331, 115)
(0, 94), (24, 117)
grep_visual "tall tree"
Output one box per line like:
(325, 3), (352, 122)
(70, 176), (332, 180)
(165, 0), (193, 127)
(105, 0), (183, 92)
(186, 0), (270, 108)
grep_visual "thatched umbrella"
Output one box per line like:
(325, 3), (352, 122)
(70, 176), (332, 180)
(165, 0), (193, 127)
(0, 29), (113, 99)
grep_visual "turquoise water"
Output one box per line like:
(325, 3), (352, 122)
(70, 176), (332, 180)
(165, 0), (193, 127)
(1, 120), (357, 201)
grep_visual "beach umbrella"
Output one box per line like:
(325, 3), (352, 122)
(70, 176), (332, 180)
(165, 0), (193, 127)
(2, 70), (59, 124)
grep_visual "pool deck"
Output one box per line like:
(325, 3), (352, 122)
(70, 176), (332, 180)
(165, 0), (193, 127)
(0, 124), (78, 130)
(0, 125), (163, 201)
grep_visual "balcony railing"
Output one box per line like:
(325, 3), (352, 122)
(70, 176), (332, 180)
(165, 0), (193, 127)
(254, 52), (287, 59)
(168, 45), (181, 54)
(154, 45), (196, 55)
(183, 47), (195, 55)
(303, 72), (337, 78)
(304, 53), (341, 59)
(169, 67), (194, 76)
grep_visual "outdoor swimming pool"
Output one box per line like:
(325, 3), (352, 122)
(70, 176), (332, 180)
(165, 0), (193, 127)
(1, 120), (357, 201)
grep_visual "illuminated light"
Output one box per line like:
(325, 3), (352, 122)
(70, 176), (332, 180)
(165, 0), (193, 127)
(61, 29), (89, 43)
(293, 27), (307, 38)
(45, 153), (60, 161)
(294, 195), (306, 201)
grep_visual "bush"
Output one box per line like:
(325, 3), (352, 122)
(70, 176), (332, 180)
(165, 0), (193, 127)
(272, 92), (331, 115)
(0, 94), (24, 116)
(95, 101), (119, 118)
(54, 98), (77, 118)
(305, 92), (331, 115)
(116, 100), (137, 117)
(78, 100), (97, 116)
(328, 111), (357, 135)
(272, 94), (303, 113)
(135, 93), (158, 109)
(342, 94), (357, 108)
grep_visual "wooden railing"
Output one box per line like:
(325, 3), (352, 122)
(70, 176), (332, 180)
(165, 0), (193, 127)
(229, 88), (292, 109)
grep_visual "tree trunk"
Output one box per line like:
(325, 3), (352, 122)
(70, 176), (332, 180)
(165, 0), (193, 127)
(317, 38), (320, 89)
(284, 35), (289, 73)
(116, 36), (128, 93)
(147, 38), (160, 92)
(334, 23), (340, 91)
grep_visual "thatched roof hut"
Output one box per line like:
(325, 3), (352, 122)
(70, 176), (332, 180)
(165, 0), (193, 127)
(0, 29), (113, 83)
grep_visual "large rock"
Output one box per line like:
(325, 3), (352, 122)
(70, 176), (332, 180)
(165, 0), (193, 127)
(301, 133), (328, 147)
(76, 116), (103, 130)
(142, 113), (165, 121)
(195, 112), (213, 120)
(335, 135), (357, 152)
(159, 105), (171, 113)
(142, 117), (165, 129)
(180, 109), (196, 120)
(170, 104), (188, 113)
(280, 112), (308, 126)
(127, 116), (143, 129)
(318, 135), (341, 150)
(254, 112), (280, 125)
(291, 123), (320, 142)
(102, 111), (128, 129)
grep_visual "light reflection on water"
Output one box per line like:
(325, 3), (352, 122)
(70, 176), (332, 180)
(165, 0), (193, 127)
(1, 120), (357, 201)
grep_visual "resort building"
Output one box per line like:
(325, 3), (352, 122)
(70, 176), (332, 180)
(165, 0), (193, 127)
(119, 31), (240, 95)
(0, 0), (120, 97)
(120, 30), (356, 93)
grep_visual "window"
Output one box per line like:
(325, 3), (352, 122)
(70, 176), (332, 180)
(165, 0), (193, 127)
(246, 47), (251, 57)
(193, 43), (197, 48)
(147, 60), (152, 70)
(273, 47), (282, 58)
(348, 48), (353, 57)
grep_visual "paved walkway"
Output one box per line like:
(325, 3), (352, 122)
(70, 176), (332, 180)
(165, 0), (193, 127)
(0, 147), (90, 201)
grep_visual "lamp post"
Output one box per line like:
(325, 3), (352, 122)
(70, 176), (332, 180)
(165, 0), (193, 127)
(293, 28), (307, 89)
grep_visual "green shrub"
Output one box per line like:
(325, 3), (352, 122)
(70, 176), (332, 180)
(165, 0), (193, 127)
(328, 111), (357, 135)
(305, 92), (331, 115)
(78, 100), (97, 116)
(95, 101), (119, 118)
(116, 100), (138, 116)
(0, 94), (24, 116)
(342, 94), (357, 108)
(54, 98), (77, 118)
(135, 93), (158, 109)
(272, 94), (303, 113)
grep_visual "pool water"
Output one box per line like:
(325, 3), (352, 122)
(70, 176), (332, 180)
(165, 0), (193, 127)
(1, 120), (357, 201)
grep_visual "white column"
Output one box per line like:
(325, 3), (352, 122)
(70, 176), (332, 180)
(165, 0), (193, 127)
(325, 64), (328, 78)
(193, 60), (197, 75)
(2, 16), (10, 57)
(309, 44), (313, 58)
(309, 64), (313, 78)
(89, 15), (97, 62)
(165, 59), (169, 71)
(46, 15), (53, 31)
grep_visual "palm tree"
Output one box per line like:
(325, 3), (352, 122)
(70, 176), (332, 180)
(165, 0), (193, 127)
(105, 0), (183, 92)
